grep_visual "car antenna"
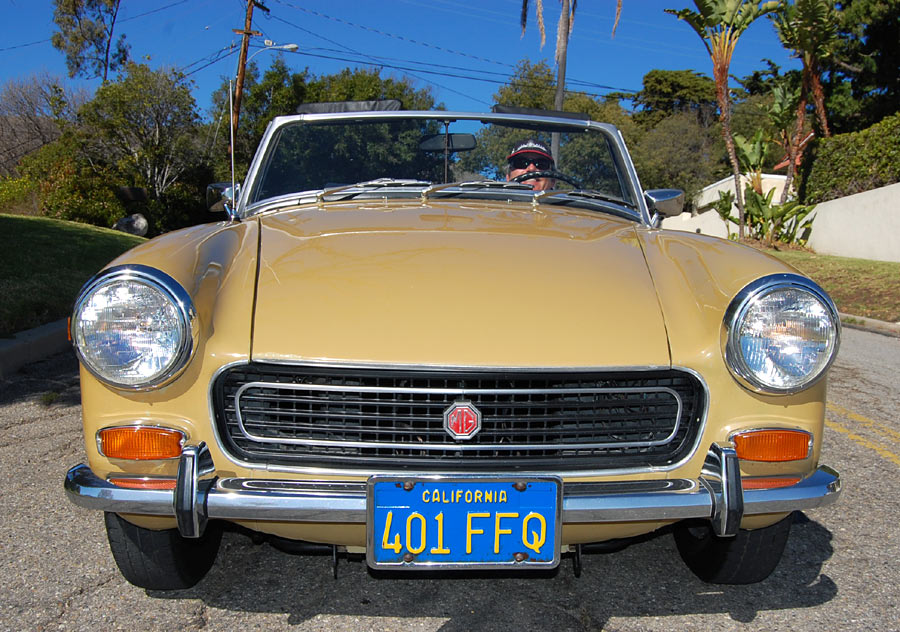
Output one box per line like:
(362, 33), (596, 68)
(226, 79), (240, 222)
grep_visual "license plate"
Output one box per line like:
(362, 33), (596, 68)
(367, 477), (561, 570)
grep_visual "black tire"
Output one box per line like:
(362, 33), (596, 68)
(673, 512), (793, 584)
(104, 512), (222, 590)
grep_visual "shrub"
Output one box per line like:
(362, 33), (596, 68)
(17, 137), (125, 227)
(800, 112), (900, 203)
(0, 175), (38, 214)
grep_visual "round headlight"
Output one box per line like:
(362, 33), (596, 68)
(71, 265), (197, 389)
(723, 274), (840, 394)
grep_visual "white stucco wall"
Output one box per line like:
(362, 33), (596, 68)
(661, 179), (900, 263)
(805, 182), (900, 263)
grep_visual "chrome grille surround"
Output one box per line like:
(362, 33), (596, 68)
(213, 364), (706, 472)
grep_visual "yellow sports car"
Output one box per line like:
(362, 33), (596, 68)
(65, 104), (841, 589)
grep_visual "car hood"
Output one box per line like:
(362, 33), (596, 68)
(251, 201), (670, 367)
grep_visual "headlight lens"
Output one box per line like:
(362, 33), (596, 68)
(72, 266), (197, 389)
(724, 274), (840, 394)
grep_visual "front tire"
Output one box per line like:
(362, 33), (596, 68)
(104, 512), (222, 590)
(673, 512), (793, 584)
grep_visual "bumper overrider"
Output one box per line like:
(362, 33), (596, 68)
(65, 442), (841, 540)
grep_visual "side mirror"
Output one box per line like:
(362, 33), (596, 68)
(645, 189), (685, 218)
(207, 182), (240, 214)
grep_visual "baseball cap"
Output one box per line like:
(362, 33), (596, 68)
(506, 139), (554, 164)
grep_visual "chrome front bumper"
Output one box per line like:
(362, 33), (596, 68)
(65, 442), (841, 540)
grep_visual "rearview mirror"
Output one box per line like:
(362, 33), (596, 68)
(419, 133), (476, 153)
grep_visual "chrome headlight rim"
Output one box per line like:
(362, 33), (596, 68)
(723, 273), (840, 395)
(71, 264), (199, 391)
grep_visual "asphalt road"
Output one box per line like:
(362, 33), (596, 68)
(1, 327), (898, 632)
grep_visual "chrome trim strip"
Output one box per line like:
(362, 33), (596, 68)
(233, 381), (683, 451)
(207, 361), (710, 479)
(248, 358), (675, 372)
(64, 462), (840, 526)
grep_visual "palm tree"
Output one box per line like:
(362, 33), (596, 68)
(771, 0), (838, 139)
(666, 0), (780, 239)
(521, 1), (623, 159)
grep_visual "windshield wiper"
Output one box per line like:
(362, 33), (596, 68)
(535, 189), (636, 210)
(421, 180), (535, 202)
(315, 179), (432, 203)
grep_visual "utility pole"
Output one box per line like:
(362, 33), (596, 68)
(231, 0), (268, 150)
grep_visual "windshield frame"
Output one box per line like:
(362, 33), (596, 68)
(236, 110), (651, 225)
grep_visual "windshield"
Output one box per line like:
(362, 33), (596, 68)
(247, 114), (637, 217)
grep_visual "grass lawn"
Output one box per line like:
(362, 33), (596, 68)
(0, 214), (144, 337)
(764, 247), (900, 324)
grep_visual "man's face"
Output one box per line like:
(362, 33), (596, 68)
(507, 154), (555, 191)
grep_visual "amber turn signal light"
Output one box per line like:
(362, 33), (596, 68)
(99, 426), (185, 460)
(732, 429), (811, 462)
(108, 477), (177, 490)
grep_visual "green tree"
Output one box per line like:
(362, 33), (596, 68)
(761, 76), (807, 203)
(208, 57), (310, 181)
(828, 0), (900, 130)
(209, 64), (439, 182)
(78, 63), (199, 200)
(51, 0), (129, 81)
(666, 0), (781, 239)
(771, 0), (838, 138)
(631, 110), (724, 205)
(632, 69), (717, 128)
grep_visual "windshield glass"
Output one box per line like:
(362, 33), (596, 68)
(248, 116), (635, 213)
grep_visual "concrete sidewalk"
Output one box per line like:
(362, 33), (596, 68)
(1, 313), (899, 380)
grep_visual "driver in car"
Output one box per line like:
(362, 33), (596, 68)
(506, 139), (556, 191)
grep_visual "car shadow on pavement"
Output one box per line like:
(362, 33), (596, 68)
(150, 511), (837, 629)
(0, 350), (80, 408)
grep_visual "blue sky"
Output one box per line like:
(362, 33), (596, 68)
(1, 0), (798, 117)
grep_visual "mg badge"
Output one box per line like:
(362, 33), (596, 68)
(443, 400), (482, 440)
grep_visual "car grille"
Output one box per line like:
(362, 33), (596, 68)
(212, 364), (706, 472)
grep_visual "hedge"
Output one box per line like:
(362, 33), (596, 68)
(800, 112), (900, 204)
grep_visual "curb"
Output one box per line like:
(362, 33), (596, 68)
(0, 319), (71, 379)
(838, 312), (900, 338)
(1, 312), (898, 379)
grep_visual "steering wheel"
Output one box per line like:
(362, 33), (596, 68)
(510, 170), (582, 189)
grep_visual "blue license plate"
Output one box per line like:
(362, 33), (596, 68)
(367, 477), (561, 569)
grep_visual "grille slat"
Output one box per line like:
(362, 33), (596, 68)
(213, 365), (705, 472)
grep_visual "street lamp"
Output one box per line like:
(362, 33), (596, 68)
(229, 40), (298, 204)
(232, 40), (299, 139)
(246, 40), (299, 67)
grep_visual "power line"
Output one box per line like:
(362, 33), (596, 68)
(267, 12), (491, 107)
(0, 1), (191, 55)
(290, 48), (631, 102)
(272, 0), (513, 68)
(269, 3), (638, 95)
(0, 39), (49, 53)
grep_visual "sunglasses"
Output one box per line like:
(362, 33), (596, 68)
(509, 156), (553, 171)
